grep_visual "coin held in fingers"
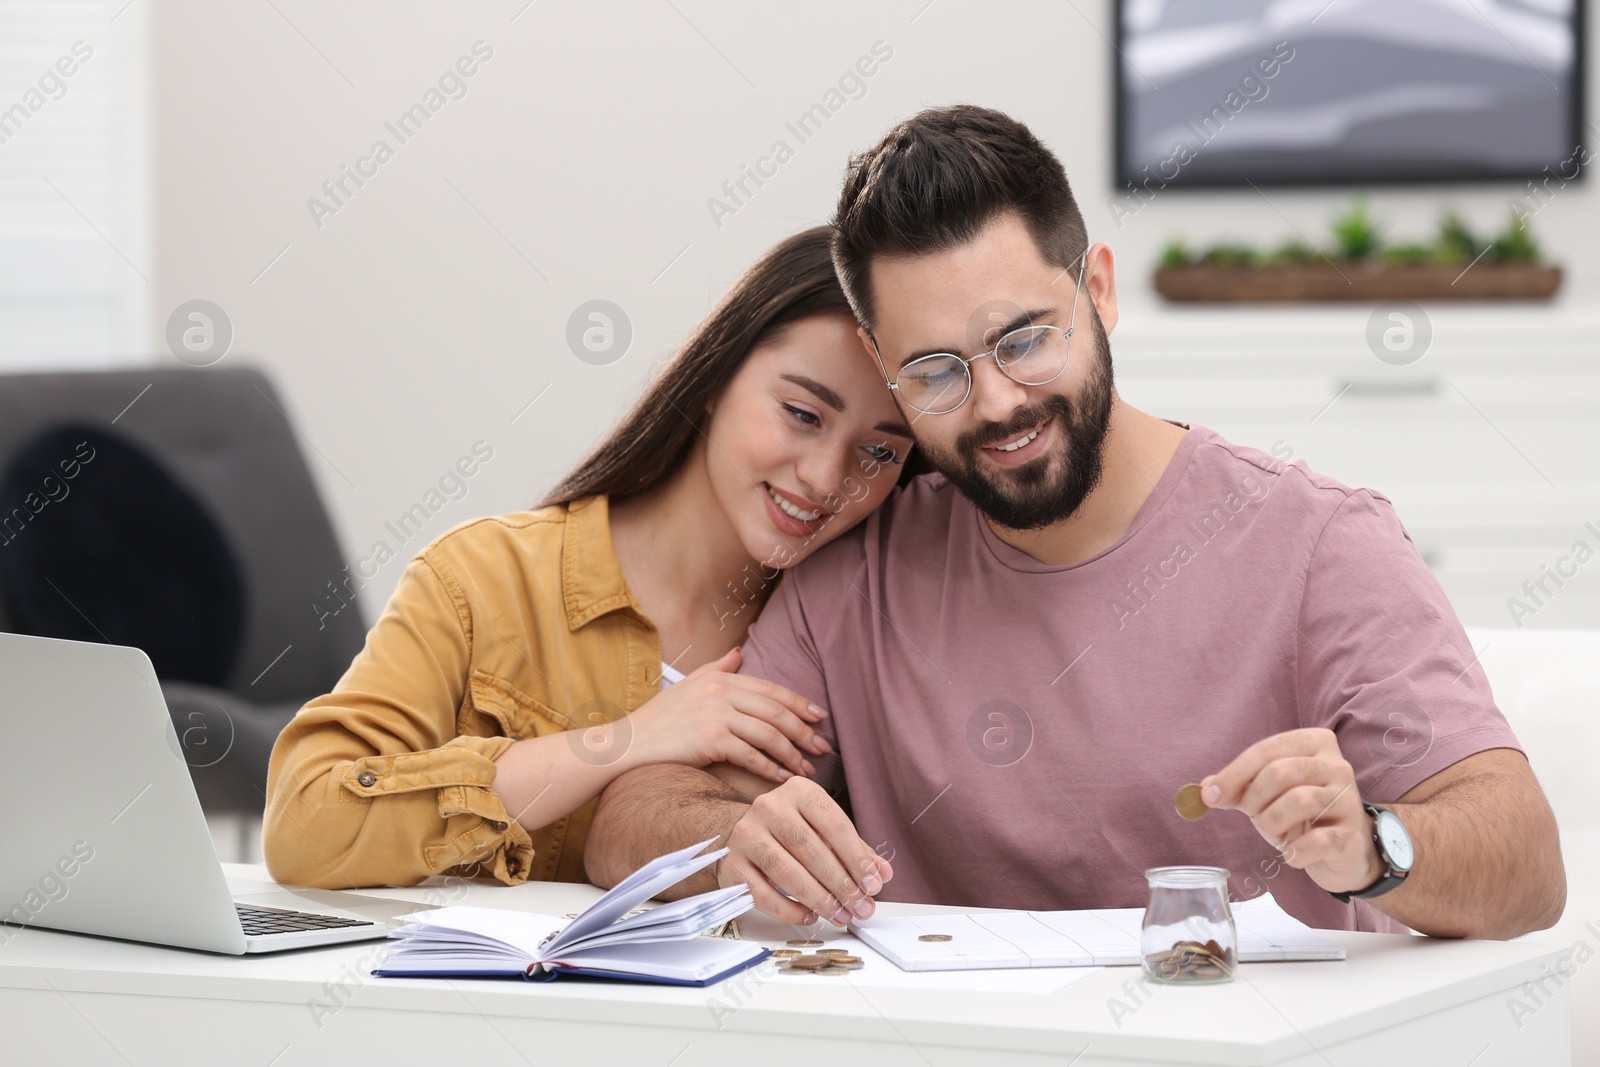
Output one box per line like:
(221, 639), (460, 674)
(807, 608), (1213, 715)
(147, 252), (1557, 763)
(1175, 783), (1208, 821)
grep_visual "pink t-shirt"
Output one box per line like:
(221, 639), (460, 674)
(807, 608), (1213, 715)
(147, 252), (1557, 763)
(741, 424), (1521, 933)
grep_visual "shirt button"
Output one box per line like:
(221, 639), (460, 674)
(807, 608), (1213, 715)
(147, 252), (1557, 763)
(357, 771), (377, 787)
(490, 820), (508, 832)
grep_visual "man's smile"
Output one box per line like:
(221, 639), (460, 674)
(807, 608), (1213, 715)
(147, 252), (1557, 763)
(979, 417), (1053, 467)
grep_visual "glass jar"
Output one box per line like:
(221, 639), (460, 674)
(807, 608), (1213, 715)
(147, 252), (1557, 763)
(1140, 866), (1236, 984)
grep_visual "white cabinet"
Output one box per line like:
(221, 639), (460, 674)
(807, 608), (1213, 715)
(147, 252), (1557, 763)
(1111, 304), (1600, 629)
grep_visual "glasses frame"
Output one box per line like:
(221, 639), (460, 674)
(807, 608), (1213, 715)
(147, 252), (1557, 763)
(871, 249), (1089, 416)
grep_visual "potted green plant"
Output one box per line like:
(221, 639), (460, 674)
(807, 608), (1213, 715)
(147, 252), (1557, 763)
(1153, 201), (1562, 302)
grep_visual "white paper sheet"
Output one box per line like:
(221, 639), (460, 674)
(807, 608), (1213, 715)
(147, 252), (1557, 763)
(850, 893), (1344, 972)
(755, 933), (1100, 995)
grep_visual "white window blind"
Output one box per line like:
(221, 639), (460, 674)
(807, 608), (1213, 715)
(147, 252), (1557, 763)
(0, 0), (151, 370)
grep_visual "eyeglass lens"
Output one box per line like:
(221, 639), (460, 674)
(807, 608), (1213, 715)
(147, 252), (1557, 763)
(898, 325), (1071, 415)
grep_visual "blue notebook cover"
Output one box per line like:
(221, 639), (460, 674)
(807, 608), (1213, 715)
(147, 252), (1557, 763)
(373, 948), (771, 987)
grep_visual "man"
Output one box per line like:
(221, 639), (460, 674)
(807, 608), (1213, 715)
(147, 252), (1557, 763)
(586, 106), (1565, 939)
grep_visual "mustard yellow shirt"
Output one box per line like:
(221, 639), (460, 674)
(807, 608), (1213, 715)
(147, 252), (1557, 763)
(263, 495), (663, 889)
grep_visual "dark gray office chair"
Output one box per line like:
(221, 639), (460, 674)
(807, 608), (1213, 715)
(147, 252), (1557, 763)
(0, 366), (367, 818)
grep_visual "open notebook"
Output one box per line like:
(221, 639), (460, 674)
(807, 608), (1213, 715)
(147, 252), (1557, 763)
(372, 838), (768, 986)
(850, 893), (1347, 972)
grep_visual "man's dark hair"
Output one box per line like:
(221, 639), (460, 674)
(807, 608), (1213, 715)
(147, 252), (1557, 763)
(830, 105), (1089, 331)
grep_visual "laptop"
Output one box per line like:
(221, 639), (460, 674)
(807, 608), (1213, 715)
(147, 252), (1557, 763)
(0, 631), (416, 954)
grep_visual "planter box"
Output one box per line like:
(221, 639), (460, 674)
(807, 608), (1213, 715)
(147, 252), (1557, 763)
(1154, 263), (1563, 303)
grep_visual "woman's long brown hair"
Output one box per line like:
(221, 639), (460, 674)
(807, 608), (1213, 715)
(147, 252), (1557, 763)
(543, 225), (924, 507)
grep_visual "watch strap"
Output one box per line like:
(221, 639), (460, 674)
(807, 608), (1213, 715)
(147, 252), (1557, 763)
(1329, 802), (1410, 903)
(1330, 870), (1407, 903)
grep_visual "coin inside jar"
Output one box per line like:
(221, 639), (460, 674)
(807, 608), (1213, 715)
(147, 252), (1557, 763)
(1174, 782), (1209, 821)
(1146, 938), (1236, 981)
(917, 933), (954, 942)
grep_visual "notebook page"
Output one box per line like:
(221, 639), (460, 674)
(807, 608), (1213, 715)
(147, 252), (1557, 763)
(390, 907), (562, 957)
(553, 838), (724, 949)
(552, 934), (764, 982)
(586, 884), (749, 939)
(560, 888), (753, 951)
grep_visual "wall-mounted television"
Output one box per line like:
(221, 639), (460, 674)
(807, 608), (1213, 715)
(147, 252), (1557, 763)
(1114, 0), (1586, 189)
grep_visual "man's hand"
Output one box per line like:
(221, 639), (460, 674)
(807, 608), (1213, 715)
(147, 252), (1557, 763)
(1200, 727), (1382, 895)
(625, 647), (831, 783)
(716, 777), (893, 926)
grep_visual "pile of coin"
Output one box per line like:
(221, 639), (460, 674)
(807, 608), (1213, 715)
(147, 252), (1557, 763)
(773, 942), (865, 976)
(1144, 939), (1235, 982)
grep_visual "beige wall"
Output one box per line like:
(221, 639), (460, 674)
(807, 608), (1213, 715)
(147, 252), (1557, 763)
(150, 0), (1600, 621)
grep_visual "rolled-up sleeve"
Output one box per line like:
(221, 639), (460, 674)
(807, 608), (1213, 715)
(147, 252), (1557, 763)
(263, 554), (534, 888)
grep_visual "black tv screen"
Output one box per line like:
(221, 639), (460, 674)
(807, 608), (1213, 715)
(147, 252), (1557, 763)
(1114, 0), (1585, 189)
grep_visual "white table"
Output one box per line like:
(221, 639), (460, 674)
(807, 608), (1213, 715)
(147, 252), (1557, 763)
(0, 864), (1572, 1065)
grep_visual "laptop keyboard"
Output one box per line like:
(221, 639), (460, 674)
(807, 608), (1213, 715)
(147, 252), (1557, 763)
(236, 903), (375, 937)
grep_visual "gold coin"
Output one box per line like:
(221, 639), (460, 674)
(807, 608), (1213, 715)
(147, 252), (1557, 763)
(770, 949), (800, 958)
(788, 955), (829, 969)
(917, 933), (954, 942)
(819, 949), (851, 958)
(1175, 783), (1208, 821)
(786, 938), (824, 947)
(814, 964), (850, 975)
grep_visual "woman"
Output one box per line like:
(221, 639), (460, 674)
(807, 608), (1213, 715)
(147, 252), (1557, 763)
(263, 227), (916, 889)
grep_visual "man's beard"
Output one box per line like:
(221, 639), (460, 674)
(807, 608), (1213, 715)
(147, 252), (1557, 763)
(916, 310), (1114, 531)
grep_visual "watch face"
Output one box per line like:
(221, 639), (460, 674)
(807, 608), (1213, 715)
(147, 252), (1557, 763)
(1375, 810), (1414, 871)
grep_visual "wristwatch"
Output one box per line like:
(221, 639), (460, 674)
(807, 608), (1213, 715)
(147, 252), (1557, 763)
(1330, 802), (1414, 902)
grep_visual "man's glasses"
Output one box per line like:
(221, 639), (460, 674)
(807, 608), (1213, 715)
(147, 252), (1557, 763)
(875, 250), (1088, 416)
